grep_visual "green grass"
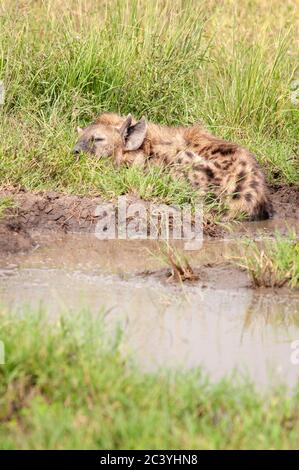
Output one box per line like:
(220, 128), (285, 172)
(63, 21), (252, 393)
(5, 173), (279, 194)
(0, 196), (14, 219)
(0, 0), (298, 203)
(231, 229), (299, 288)
(1, 309), (299, 450)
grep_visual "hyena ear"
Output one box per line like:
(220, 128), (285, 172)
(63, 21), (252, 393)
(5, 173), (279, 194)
(119, 116), (147, 151)
(119, 114), (132, 137)
(77, 126), (83, 135)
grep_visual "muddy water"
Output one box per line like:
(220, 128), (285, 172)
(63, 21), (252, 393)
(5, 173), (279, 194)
(0, 232), (299, 390)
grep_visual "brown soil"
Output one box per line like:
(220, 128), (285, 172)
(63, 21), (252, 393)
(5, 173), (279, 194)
(0, 190), (108, 253)
(0, 185), (298, 253)
(270, 184), (299, 219)
(0, 221), (34, 254)
(0, 190), (105, 234)
(139, 263), (251, 289)
(0, 189), (224, 253)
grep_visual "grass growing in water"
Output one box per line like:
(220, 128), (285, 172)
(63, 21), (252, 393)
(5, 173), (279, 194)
(151, 242), (199, 282)
(1, 309), (299, 449)
(232, 230), (299, 288)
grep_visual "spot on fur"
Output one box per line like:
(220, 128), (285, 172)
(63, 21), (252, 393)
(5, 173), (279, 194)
(211, 144), (236, 156)
(250, 180), (259, 189)
(205, 167), (215, 179)
(238, 170), (246, 180)
(244, 192), (253, 203)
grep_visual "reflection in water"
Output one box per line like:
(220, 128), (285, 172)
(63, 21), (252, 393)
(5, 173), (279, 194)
(0, 233), (298, 390)
(243, 294), (299, 331)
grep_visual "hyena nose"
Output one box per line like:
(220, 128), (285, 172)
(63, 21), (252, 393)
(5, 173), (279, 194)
(72, 145), (82, 156)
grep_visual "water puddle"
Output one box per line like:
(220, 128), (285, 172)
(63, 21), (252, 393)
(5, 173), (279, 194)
(0, 232), (299, 390)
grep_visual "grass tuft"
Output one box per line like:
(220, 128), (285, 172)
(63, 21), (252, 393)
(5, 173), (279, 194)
(231, 230), (299, 288)
(150, 243), (199, 282)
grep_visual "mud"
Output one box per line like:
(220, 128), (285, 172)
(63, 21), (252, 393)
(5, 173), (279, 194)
(0, 190), (105, 235)
(0, 189), (224, 253)
(0, 185), (298, 254)
(270, 184), (299, 220)
(0, 232), (250, 288)
(139, 263), (251, 289)
(0, 221), (34, 253)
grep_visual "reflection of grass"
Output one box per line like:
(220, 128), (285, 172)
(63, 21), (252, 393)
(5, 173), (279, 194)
(1, 310), (299, 449)
(232, 230), (299, 288)
(0, 196), (14, 219)
(242, 295), (299, 332)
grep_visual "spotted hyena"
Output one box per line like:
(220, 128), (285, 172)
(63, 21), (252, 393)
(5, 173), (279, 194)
(73, 112), (273, 220)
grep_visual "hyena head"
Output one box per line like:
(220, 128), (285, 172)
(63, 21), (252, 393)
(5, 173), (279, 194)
(73, 114), (147, 163)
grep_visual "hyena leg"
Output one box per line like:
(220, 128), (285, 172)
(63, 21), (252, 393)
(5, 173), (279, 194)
(170, 153), (261, 219)
(222, 172), (273, 221)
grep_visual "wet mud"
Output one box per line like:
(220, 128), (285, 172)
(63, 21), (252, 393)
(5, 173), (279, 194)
(0, 184), (298, 253)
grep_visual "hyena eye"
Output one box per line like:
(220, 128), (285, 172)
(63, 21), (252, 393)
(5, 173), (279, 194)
(93, 137), (105, 142)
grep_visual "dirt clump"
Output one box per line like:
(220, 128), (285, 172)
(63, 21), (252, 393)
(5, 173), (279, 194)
(270, 185), (299, 219)
(0, 221), (35, 253)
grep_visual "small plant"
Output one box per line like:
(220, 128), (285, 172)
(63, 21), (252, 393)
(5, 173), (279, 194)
(151, 242), (199, 282)
(0, 196), (14, 219)
(231, 230), (299, 288)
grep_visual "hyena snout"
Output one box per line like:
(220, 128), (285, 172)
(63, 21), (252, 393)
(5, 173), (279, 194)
(72, 140), (91, 156)
(72, 143), (82, 156)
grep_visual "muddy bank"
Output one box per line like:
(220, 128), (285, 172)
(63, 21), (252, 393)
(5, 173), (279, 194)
(139, 263), (251, 289)
(0, 190), (127, 254)
(0, 185), (298, 254)
(270, 184), (299, 219)
(0, 221), (34, 254)
(0, 190), (105, 234)
(0, 189), (224, 253)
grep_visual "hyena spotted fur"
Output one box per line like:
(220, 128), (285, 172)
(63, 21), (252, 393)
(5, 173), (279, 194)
(73, 112), (273, 220)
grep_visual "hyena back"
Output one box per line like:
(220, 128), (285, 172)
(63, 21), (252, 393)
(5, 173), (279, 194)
(73, 113), (273, 220)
